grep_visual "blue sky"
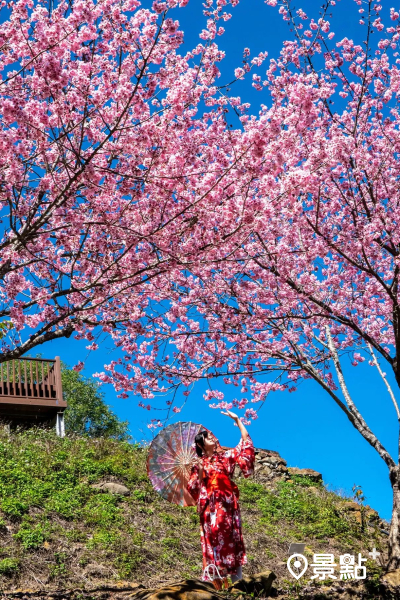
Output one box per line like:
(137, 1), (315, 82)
(21, 0), (397, 526)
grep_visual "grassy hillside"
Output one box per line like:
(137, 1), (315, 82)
(0, 427), (389, 596)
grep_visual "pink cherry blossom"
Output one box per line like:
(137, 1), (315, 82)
(93, 0), (400, 568)
(0, 0), (259, 374)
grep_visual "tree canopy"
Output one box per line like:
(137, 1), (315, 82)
(62, 362), (131, 440)
(0, 0), (264, 369)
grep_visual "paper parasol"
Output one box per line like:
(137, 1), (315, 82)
(146, 421), (221, 506)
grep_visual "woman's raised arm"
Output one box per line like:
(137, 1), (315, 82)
(221, 410), (254, 478)
(220, 410), (249, 440)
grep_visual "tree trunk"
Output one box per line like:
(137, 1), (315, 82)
(388, 466), (400, 571)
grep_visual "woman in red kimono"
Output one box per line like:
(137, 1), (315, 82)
(187, 410), (255, 589)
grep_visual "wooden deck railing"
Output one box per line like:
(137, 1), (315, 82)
(0, 356), (63, 404)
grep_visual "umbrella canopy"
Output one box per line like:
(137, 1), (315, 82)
(146, 421), (221, 506)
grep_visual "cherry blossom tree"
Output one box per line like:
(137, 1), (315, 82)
(0, 0), (268, 365)
(102, 0), (400, 570)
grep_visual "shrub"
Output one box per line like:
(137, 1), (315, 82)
(13, 520), (48, 549)
(0, 558), (19, 575)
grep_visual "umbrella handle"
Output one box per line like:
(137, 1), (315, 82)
(202, 563), (222, 581)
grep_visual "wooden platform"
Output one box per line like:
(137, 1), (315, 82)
(0, 356), (66, 434)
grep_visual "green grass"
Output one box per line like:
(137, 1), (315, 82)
(0, 427), (202, 589)
(239, 478), (365, 543)
(0, 426), (388, 593)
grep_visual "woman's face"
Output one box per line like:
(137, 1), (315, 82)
(203, 433), (217, 453)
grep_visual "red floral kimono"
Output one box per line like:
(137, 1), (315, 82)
(187, 435), (255, 580)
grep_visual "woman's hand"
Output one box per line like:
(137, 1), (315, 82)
(221, 410), (239, 422)
(221, 409), (249, 441)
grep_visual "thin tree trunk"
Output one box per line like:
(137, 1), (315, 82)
(388, 466), (400, 571)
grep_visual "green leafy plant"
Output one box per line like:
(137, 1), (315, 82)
(86, 529), (120, 550)
(13, 520), (48, 549)
(352, 483), (368, 532)
(0, 558), (19, 575)
(161, 536), (181, 548)
(290, 475), (324, 488)
(49, 552), (68, 580)
(133, 490), (147, 502)
(239, 479), (359, 543)
(115, 551), (142, 578)
(1, 498), (29, 518)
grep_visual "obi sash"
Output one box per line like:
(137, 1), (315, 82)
(206, 472), (239, 498)
(198, 471), (239, 515)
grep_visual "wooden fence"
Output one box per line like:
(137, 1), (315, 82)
(0, 356), (63, 404)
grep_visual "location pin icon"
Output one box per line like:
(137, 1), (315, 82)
(287, 554), (308, 580)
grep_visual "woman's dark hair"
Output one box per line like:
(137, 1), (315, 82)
(194, 430), (208, 457)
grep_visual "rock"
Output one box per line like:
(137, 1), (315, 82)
(228, 571), (277, 595)
(110, 582), (144, 590)
(275, 465), (288, 472)
(85, 563), (111, 577)
(91, 482), (130, 496)
(287, 468), (322, 483)
(254, 463), (266, 472)
(342, 501), (361, 512)
(254, 447), (281, 457)
(236, 447), (290, 487)
(381, 568), (400, 593)
(235, 447), (290, 488)
(341, 501), (373, 526)
(263, 457), (281, 467)
(365, 506), (380, 520)
(131, 579), (220, 600)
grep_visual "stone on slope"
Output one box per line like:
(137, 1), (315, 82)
(125, 572), (277, 600)
(91, 482), (130, 496)
(235, 447), (290, 486)
(287, 468), (322, 483)
(380, 568), (400, 596)
(228, 570), (277, 595)
(129, 579), (220, 600)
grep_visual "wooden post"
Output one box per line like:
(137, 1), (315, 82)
(35, 362), (39, 397)
(54, 357), (65, 436)
(18, 360), (21, 396)
(54, 356), (63, 404)
(56, 411), (65, 437)
(29, 360), (33, 396)
(24, 360), (28, 396)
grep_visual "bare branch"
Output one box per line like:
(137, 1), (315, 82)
(368, 342), (400, 421)
(326, 327), (396, 469)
